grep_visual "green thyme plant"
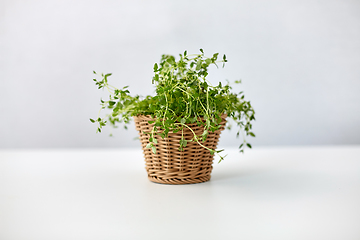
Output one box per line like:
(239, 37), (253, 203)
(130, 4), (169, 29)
(90, 49), (255, 162)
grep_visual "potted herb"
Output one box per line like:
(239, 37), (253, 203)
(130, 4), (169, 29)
(91, 49), (255, 184)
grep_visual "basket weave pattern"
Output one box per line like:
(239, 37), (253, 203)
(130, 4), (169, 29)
(134, 115), (227, 184)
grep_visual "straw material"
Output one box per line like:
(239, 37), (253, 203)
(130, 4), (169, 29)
(134, 115), (227, 184)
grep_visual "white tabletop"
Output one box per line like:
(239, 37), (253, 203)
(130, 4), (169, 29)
(1, 146), (360, 240)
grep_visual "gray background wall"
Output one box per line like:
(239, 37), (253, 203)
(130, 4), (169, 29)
(1, 0), (359, 149)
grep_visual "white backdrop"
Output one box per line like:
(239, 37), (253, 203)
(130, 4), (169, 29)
(1, 0), (359, 149)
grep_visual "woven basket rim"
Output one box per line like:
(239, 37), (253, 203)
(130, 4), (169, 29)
(133, 113), (228, 121)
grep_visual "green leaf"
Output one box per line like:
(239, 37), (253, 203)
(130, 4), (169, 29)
(180, 138), (187, 148)
(153, 63), (158, 72)
(196, 60), (202, 70)
(89, 118), (95, 123)
(180, 118), (186, 124)
(212, 53), (219, 60)
(146, 143), (152, 148)
(246, 143), (252, 149)
(182, 139), (187, 147)
(249, 132), (256, 137)
(200, 49), (204, 54)
(151, 146), (156, 154)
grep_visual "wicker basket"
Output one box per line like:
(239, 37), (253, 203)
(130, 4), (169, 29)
(133, 115), (227, 184)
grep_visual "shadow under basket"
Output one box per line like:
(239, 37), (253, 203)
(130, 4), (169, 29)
(133, 115), (227, 185)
